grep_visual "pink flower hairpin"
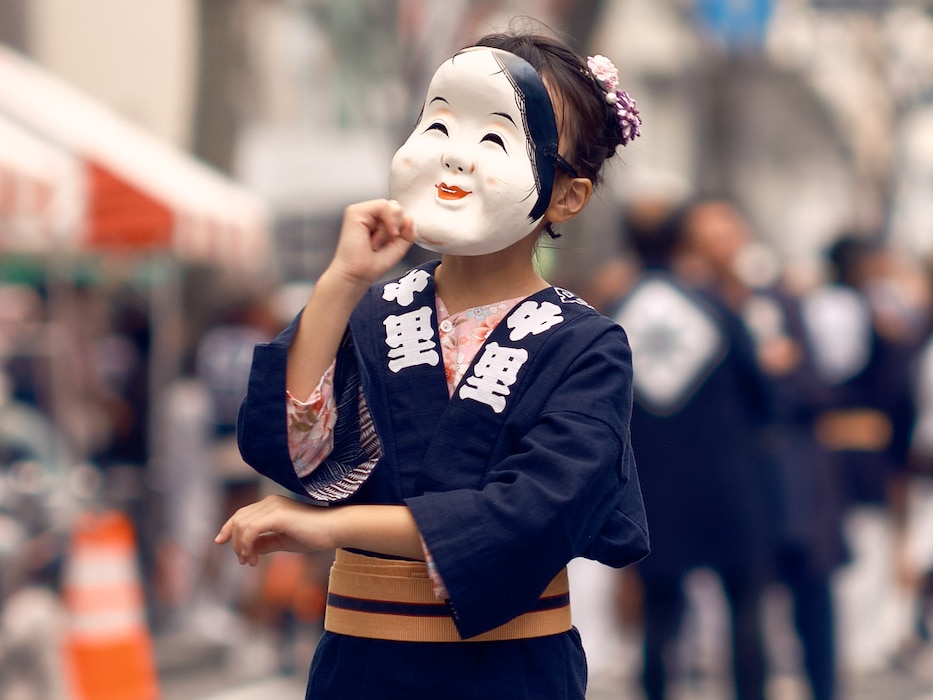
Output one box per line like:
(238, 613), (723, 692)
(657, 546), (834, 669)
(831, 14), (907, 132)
(587, 54), (642, 146)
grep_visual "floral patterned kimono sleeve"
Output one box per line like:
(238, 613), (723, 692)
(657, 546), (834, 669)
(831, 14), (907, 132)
(286, 364), (337, 478)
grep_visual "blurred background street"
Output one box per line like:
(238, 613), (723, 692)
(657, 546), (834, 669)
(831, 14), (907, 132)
(2, 0), (933, 698)
(152, 613), (933, 699)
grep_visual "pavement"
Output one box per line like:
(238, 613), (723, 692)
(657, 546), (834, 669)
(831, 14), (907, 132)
(155, 625), (933, 700)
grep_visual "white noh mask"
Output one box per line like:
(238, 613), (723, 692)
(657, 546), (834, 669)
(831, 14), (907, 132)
(389, 47), (563, 256)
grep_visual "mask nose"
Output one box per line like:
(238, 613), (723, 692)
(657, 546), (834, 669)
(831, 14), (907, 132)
(441, 152), (475, 174)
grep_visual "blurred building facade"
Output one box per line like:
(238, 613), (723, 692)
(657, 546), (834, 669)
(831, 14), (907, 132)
(3, 0), (931, 288)
(576, 0), (933, 292)
(1, 0), (198, 149)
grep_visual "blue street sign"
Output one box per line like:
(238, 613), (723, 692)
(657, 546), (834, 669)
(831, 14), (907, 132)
(696, 0), (775, 49)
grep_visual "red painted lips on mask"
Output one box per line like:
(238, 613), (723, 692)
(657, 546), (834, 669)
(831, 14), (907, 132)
(436, 183), (471, 200)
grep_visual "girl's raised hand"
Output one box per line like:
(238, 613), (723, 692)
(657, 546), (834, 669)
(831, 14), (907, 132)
(328, 199), (415, 288)
(283, 199), (414, 399)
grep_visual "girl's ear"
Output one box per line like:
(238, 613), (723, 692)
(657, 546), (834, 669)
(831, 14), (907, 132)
(545, 177), (593, 225)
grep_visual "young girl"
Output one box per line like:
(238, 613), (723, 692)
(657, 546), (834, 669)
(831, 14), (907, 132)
(217, 30), (649, 699)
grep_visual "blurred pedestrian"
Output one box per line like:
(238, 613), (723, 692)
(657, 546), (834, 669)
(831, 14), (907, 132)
(720, 203), (849, 700)
(609, 196), (776, 700)
(218, 31), (649, 699)
(890, 260), (933, 671)
(801, 234), (919, 673)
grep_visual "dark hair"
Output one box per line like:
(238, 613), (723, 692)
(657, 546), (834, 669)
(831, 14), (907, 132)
(471, 31), (625, 189)
(624, 201), (681, 267)
(827, 233), (882, 287)
(626, 194), (741, 266)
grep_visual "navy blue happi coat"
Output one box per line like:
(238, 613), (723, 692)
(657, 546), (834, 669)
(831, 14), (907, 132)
(610, 271), (774, 581)
(237, 262), (649, 699)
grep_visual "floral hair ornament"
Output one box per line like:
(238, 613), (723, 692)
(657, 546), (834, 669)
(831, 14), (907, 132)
(587, 54), (642, 146)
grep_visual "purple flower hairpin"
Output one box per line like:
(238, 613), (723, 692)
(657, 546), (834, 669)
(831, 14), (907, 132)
(587, 54), (642, 146)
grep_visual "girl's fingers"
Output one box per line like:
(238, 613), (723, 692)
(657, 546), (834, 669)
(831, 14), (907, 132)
(214, 531), (230, 546)
(370, 221), (391, 251)
(332, 199), (412, 282)
(400, 215), (415, 241)
(214, 518), (233, 544)
(369, 200), (408, 251)
(382, 199), (404, 233)
(214, 495), (303, 566)
(214, 506), (260, 563)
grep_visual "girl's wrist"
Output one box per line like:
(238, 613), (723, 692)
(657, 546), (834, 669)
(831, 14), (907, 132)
(319, 264), (376, 300)
(326, 505), (424, 560)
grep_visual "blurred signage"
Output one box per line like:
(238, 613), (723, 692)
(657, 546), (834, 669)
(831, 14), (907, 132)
(696, 0), (775, 49)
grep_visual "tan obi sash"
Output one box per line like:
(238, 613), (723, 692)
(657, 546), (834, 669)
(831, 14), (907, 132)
(323, 549), (571, 642)
(815, 408), (893, 452)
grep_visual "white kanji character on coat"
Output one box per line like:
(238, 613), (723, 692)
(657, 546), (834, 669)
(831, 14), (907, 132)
(383, 269), (431, 307)
(459, 342), (529, 413)
(507, 301), (563, 341)
(384, 306), (440, 372)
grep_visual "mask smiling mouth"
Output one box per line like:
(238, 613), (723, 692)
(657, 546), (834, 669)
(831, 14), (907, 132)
(436, 182), (471, 200)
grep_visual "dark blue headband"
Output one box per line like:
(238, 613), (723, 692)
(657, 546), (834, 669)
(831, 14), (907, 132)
(470, 49), (576, 222)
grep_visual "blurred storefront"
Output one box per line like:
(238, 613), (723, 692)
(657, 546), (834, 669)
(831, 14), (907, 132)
(0, 45), (268, 271)
(25, 0), (198, 149)
(0, 41), (271, 486)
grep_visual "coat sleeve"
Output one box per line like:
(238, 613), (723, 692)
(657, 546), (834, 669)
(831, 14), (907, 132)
(236, 316), (304, 495)
(405, 323), (649, 639)
(236, 313), (377, 500)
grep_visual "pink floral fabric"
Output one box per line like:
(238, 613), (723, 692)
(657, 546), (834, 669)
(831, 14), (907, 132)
(286, 366), (337, 479)
(436, 295), (520, 394)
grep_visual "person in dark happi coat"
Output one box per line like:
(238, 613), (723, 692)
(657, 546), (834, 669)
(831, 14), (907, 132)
(804, 236), (918, 511)
(743, 286), (849, 700)
(216, 31), (649, 699)
(706, 201), (848, 700)
(801, 235), (919, 672)
(608, 198), (776, 700)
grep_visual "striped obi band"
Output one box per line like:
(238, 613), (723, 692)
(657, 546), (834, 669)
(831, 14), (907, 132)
(324, 549), (572, 642)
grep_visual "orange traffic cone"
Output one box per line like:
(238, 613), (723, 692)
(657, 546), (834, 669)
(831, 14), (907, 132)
(62, 510), (159, 700)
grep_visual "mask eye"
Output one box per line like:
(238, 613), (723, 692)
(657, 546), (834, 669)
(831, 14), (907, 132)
(481, 133), (507, 152)
(425, 122), (449, 136)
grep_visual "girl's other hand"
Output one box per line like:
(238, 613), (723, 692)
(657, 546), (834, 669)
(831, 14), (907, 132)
(214, 494), (334, 567)
(329, 199), (414, 288)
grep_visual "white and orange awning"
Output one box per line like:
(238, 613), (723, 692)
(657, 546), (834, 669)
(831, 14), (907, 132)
(0, 112), (81, 253)
(0, 44), (270, 273)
